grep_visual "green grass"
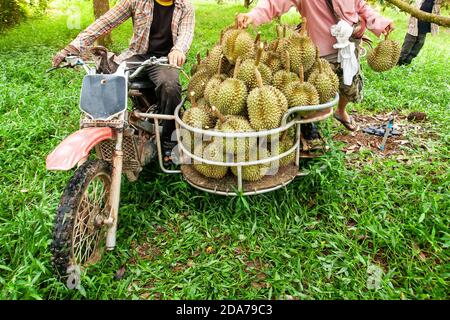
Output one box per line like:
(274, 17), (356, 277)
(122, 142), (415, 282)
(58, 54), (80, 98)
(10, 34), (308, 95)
(0, 1), (449, 299)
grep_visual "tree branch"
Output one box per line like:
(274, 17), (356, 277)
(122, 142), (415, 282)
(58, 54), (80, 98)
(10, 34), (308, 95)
(385, 0), (450, 28)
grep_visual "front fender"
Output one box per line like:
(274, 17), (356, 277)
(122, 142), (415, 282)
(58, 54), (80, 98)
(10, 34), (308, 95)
(46, 127), (114, 171)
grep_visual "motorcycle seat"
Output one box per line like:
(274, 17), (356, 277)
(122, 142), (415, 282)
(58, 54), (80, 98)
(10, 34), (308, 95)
(129, 81), (155, 90)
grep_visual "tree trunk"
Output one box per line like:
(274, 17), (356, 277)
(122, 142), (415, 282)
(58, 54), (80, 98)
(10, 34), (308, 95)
(385, 0), (450, 28)
(93, 0), (112, 47)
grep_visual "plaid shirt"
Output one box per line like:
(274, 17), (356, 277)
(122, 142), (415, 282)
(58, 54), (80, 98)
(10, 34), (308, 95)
(408, 0), (442, 36)
(70, 0), (195, 62)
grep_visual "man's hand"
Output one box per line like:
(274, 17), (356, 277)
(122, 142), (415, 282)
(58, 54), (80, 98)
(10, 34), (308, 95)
(168, 49), (186, 67)
(382, 22), (395, 36)
(52, 45), (79, 68)
(236, 13), (253, 29)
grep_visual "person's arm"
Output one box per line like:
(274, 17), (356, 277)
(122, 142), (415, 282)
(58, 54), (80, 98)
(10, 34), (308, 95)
(53, 0), (132, 67)
(70, 0), (132, 52)
(356, 0), (393, 37)
(238, 0), (295, 29)
(169, 4), (195, 67)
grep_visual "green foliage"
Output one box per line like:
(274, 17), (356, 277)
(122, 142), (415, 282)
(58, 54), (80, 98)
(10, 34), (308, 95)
(0, 2), (449, 300)
(0, 0), (48, 31)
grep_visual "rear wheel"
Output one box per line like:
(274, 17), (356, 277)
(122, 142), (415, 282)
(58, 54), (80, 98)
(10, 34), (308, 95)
(51, 160), (112, 288)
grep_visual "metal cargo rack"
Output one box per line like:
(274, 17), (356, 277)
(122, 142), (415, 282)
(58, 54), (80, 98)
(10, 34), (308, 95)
(172, 95), (339, 196)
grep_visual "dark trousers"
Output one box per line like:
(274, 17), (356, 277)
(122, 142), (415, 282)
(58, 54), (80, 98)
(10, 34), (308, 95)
(399, 33), (427, 65)
(126, 54), (181, 146)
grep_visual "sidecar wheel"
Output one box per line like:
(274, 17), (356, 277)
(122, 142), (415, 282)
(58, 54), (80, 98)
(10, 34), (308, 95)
(51, 160), (112, 284)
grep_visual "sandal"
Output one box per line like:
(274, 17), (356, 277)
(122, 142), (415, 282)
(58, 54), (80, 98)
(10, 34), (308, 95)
(334, 114), (359, 132)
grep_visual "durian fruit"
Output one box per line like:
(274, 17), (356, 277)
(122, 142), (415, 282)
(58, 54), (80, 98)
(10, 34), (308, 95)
(213, 107), (255, 155)
(193, 142), (228, 179)
(187, 67), (209, 102)
(285, 18), (317, 74)
(204, 55), (227, 104)
(271, 25), (289, 54)
(182, 92), (215, 129)
(205, 32), (231, 76)
(237, 43), (273, 91)
(210, 58), (248, 116)
(222, 27), (255, 65)
(272, 51), (299, 96)
(306, 48), (334, 79)
(308, 60), (339, 104)
(272, 131), (296, 167)
(247, 69), (287, 131)
(262, 51), (283, 73)
(367, 34), (401, 72)
(196, 97), (211, 111)
(231, 147), (271, 182)
(285, 64), (320, 108)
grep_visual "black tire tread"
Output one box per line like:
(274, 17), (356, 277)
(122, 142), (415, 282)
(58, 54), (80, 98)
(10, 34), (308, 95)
(51, 160), (112, 279)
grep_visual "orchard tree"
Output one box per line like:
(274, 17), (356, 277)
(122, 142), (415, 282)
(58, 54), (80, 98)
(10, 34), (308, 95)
(93, 0), (112, 46)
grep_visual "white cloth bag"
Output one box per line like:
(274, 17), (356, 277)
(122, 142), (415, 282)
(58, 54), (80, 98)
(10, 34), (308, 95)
(331, 20), (359, 86)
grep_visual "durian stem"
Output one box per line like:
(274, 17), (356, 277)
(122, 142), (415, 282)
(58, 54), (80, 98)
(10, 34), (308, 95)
(285, 51), (290, 73)
(254, 32), (261, 45)
(318, 60), (323, 74)
(233, 58), (242, 78)
(196, 53), (201, 65)
(255, 42), (264, 67)
(300, 17), (308, 36)
(217, 54), (223, 75)
(299, 64), (304, 83)
(211, 106), (226, 123)
(283, 25), (287, 38)
(273, 39), (279, 52)
(190, 91), (198, 108)
(254, 68), (264, 88)
(276, 25), (281, 39)
(206, 49), (210, 57)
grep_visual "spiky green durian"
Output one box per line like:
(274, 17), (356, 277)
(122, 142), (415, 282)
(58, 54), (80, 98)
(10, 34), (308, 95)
(237, 43), (273, 91)
(193, 142), (228, 179)
(272, 51), (299, 95)
(210, 58), (248, 116)
(182, 92), (215, 129)
(367, 35), (401, 72)
(204, 55), (227, 104)
(308, 60), (339, 103)
(285, 64), (320, 108)
(247, 69), (286, 131)
(231, 147), (271, 182)
(213, 107), (255, 155)
(284, 19), (317, 73)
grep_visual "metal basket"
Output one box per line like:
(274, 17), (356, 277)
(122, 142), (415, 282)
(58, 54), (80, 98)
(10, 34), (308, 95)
(174, 95), (339, 196)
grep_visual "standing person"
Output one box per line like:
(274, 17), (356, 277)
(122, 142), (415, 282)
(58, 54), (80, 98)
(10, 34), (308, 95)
(52, 0), (195, 165)
(398, 0), (442, 66)
(236, 0), (394, 132)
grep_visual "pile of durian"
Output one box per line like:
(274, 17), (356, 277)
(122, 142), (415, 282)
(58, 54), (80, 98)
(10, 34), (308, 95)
(181, 23), (339, 182)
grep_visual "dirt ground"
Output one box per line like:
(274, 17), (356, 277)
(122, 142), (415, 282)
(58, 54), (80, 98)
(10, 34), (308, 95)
(333, 112), (431, 159)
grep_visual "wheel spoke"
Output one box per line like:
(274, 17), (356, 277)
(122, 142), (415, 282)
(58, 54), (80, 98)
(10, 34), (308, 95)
(71, 171), (110, 267)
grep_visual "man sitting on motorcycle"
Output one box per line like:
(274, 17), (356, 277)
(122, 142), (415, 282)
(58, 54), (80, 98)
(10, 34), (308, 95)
(52, 0), (195, 165)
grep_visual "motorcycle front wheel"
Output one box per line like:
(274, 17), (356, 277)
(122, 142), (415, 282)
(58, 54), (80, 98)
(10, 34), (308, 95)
(51, 160), (112, 287)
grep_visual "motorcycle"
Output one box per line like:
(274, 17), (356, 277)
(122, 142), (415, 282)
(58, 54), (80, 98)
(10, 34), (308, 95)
(46, 49), (338, 288)
(46, 52), (185, 288)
